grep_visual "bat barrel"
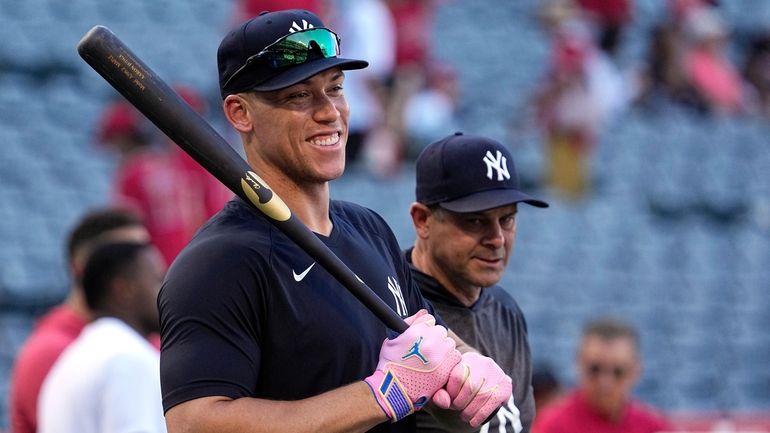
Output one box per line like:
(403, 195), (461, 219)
(77, 26), (252, 200)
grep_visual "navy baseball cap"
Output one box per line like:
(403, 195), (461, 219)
(217, 9), (368, 98)
(416, 132), (549, 212)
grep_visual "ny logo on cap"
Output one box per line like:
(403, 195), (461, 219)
(483, 150), (510, 181)
(289, 19), (314, 33)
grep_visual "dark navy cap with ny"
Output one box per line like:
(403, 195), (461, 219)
(217, 9), (368, 98)
(415, 132), (549, 212)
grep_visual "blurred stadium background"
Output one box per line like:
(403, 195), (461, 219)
(0, 0), (769, 431)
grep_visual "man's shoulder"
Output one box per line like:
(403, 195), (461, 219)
(10, 329), (75, 413)
(13, 333), (74, 371)
(161, 200), (278, 302)
(182, 199), (275, 254)
(532, 392), (581, 431)
(35, 305), (87, 333)
(12, 307), (85, 374)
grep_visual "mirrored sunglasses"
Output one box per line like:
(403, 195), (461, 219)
(223, 28), (341, 90)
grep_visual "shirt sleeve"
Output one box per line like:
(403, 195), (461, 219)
(158, 238), (267, 412)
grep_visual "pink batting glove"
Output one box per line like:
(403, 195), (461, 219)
(365, 310), (462, 422)
(402, 308), (434, 326)
(431, 352), (514, 427)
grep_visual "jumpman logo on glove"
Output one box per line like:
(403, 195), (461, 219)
(401, 336), (429, 364)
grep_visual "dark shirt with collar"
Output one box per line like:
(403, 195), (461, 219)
(406, 248), (535, 433)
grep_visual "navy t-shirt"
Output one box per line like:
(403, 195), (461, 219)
(158, 198), (438, 432)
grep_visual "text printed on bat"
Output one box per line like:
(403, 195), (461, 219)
(241, 171), (291, 221)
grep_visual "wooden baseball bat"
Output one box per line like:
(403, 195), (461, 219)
(77, 25), (408, 333)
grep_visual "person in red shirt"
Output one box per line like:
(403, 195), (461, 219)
(8, 208), (150, 433)
(111, 138), (189, 266)
(682, 6), (745, 115)
(99, 90), (231, 266)
(167, 85), (233, 228)
(533, 317), (673, 433)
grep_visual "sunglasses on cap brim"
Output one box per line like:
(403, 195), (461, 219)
(223, 28), (341, 90)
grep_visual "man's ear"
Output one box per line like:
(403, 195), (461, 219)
(409, 203), (432, 239)
(223, 94), (254, 133)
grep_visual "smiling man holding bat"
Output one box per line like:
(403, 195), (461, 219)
(129, 9), (517, 433)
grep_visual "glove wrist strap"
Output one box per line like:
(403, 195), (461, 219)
(364, 369), (414, 422)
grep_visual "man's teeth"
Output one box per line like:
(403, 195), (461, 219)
(311, 133), (339, 146)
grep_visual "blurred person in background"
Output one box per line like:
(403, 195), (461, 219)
(638, 21), (698, 109)
(531, 363), (565, 416)
(96, 99), (176, 261)
(538, 0), (634, 124)
(681, 5), (748, 115)
(370, 0), (443, 175)
(98, 87), (230, 266)
(533, 12), (601, 202)
(532, 317), (673, 433)
(535, 0), (637, 201)
(329, 0), (396, 170)
(95, 98), (155, 160)
(635, 0), (714, 112)
(406, 132), (549, 432)
(8, 208), (149, 433)
(574, 0), (633, 60)
(403, 62), (462, 159)
(742, 30), (770, 119)
(38, 241), (167, 433)
(164, 86), (233, 232)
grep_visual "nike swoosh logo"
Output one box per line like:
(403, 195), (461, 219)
(292, 263), (315, 282)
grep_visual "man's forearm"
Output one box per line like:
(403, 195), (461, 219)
(165, 381), (388, 433)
